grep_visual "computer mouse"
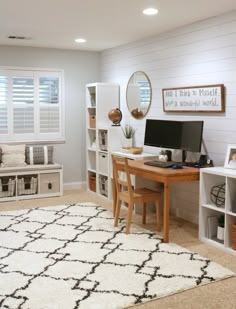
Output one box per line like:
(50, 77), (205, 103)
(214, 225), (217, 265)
(172, 164), (183, 169)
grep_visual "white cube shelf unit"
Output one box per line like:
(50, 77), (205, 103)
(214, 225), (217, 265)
(199, 167), (236, 254)
(86, 82), (122, 199)
(0, 164), (63, 202)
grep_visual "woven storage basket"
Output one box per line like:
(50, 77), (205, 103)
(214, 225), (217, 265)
(89, 115), (96, 128)
(89, 175), (96, 192)
(232, 224), (236, 250)
(99, 175), (108, 197)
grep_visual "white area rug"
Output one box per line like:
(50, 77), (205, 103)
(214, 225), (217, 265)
(0, 203), (234, 309)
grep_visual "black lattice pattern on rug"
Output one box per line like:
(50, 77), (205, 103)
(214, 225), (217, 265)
(0, 203), (234, 309)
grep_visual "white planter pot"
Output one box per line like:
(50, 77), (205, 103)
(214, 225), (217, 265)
(217, 226), (224, 241)
(159, 154), (168, 162)
(123, 138), (132, 148)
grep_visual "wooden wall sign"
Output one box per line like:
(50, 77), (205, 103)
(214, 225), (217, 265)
(162, 84), (225, 112)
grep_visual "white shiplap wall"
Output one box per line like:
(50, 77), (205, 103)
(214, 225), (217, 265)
(100, 10), (236, 223)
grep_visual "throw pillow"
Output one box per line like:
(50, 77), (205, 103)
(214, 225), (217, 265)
(25, 145), (54, 165)
(1, 144), (26, 167)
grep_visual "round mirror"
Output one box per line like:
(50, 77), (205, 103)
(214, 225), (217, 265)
(126, 71), (152, 119)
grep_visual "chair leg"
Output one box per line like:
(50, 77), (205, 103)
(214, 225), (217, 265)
(126, 203), (134, 234)
(155, 199), (161, 232)
(142, 203), (146, 224)
(114, 199), (121, 227)
(112, 179), (116, 217)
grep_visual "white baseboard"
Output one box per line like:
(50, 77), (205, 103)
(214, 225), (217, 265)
(63, 181), (86, 190)
(175, 207), (199, 225)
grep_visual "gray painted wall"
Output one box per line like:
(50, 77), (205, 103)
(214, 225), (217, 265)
(1, 10), (236, 223)
(100, 10), (236, 223)
(0, 46), (100, 185)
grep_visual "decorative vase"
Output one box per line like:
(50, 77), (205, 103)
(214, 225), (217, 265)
(217, 226), (224, 241)
(123, 138), (132, 148)
(159, 154), (168, 162)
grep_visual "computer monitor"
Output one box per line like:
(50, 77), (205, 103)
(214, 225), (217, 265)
(144, 119), (204, 162)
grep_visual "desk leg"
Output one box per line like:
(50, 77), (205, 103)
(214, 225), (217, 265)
(163, 183), (170, 243)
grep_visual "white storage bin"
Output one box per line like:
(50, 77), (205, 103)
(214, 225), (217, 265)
(98, 152), (108, 175)
(40, 173), (60, 194)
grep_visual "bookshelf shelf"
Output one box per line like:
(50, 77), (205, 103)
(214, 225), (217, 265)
(86, 83), (122, 199)
(199, 167), (236, 254)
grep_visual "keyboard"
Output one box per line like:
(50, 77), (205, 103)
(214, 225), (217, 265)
(144, 160), (176, 168)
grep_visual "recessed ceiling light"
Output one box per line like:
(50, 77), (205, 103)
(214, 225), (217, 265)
(75, 38), (87, 43)
(143, 8), (158, 16)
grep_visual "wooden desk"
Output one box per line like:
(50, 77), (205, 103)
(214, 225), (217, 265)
(113, 159), (199, 243)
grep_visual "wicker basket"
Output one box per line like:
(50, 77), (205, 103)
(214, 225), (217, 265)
(0, 177), (16, 197)
(232, 224), (236, 250)
(17, 175), (38, 196)
(99, 175), (108, 197)
(89, 115), (96, 128)
(89, 175), (96, 192)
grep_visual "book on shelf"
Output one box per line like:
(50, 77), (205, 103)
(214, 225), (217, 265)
(207, 215), (218, 239)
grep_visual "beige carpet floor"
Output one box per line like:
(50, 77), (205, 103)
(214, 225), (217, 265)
(0, 189), (235, 309)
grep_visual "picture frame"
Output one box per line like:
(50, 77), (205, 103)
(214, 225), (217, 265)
(162, 84), (225, 112)
(224, 145), (236, 169)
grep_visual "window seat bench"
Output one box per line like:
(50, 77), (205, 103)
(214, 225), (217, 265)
(0, 163), (63, 202)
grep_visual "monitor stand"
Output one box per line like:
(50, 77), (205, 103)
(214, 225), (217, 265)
(181, 150), (200, 167)
(182, 150), (187, 164)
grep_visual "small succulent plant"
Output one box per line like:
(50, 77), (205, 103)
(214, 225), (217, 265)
(122, 125), (136, 139)
(218, 215), (225, 228)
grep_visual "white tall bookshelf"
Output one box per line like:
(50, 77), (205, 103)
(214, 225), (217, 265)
(199, 167), (236, 255)
(86, 83), (122, 199)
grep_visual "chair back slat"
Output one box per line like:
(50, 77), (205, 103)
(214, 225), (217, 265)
(112, 155), (133, 200)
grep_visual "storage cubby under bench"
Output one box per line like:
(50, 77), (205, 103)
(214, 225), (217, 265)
(0, 164), (63, 202)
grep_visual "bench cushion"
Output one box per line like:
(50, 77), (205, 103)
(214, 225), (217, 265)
(0, 163), (62, 174)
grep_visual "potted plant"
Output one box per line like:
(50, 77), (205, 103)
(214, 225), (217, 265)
(122, 125), (136, 148)
(217, 215), (225, 241)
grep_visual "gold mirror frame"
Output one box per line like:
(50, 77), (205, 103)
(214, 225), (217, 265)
(126, 71), (152, 119)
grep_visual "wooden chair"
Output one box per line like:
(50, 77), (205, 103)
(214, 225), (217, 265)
(112, 155), (162, 234)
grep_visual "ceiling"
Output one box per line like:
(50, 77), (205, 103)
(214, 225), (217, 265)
(1, 0), (236, 51)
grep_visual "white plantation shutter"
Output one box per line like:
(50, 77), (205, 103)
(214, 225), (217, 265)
(0, 75), (8, 134)
(0, 68), (64, 142)
(138, 80), (151, 112)
(39, 77), (60, 133)
(12, 76), (34, 134)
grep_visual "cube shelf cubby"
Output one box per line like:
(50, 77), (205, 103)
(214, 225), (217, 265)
(199, 167), (236, 254)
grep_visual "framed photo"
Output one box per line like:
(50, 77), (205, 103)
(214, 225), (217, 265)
(224, 145), (236, 169)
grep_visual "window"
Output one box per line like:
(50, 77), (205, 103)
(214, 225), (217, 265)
(0, 68), (64, 143)
(12, 75), (34, 134)
(138, 79), (151, 112)
(0, 75), (8, 135)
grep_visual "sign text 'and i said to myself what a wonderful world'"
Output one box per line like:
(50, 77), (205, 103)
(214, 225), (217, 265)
(162, 84), (225, 112)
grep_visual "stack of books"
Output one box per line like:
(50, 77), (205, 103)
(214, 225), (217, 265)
(206, 215), (218, 239)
